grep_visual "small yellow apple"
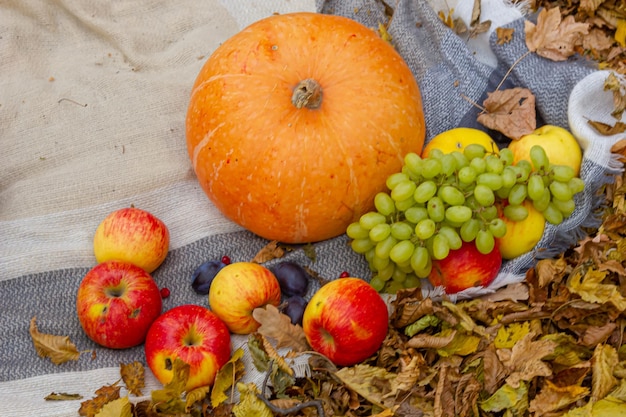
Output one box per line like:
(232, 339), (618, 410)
(497, 200), (546, 260)
(93, 207), (170, 273)
(422, 127), (499, 157)
(508, 125), (582, 175)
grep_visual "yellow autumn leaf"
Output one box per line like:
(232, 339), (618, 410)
(528, 379), (589, 414)
(185, 386), (209, 412)
(494, 321), (531, 349)
(119, 361), (144, 397)
(592, 344), (619, 401)
(94, 396), (132, 417)
(615, 19), (626, 47)
(567, 268), (626, 311)
(211, 348), (245, 408)
(480, 382), (529, 414)
(232, 383), (273, 417)
(335, 364), (398, 410)
(498, 332), (556, 388)
(436, 328), (481, 357)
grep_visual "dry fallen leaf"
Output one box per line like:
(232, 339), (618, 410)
(604, 72), (626, 118)
(587, 119), (626, 135)
(496, 27), (514, 45)
(251, 240), (285, 263)
(45, 392), (84, 401)
(29, 316), (80, 365)
(79, 383), (121, 417)
(477, 87), (537, 140)
(119, 361), (144, 396)
(252, 304), (310, 352)
(524, 7), (590, 61)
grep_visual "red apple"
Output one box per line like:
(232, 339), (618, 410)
(208, 262), (281, 334)
(302, 278), (389, 366)
(76, 260), (162, 349)
(93, 207), (169, 273)
(144, 304), (231, 391)
(428, 241), (502, 294)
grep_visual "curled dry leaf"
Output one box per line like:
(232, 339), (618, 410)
(496, 27), (514, 45)
(604, 72), (626, 118)
(476, 87), (537, 140)
(119, 361), (144, 397)
(29, 316), (80, 365)
(250, 240), (284, 263)
(252, 304), (310, 352)
(78, 383), (121, 417)
(45, 392), (84, 401)
(524, 7), (590, 61)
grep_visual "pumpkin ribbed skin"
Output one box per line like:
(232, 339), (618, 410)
(186, 12), (425, 243)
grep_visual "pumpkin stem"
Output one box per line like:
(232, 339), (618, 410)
(291, 79), (323, 110)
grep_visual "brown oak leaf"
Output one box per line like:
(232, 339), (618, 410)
(29, 316), (80, 365)
(524, 7), (590, 61)
(252, 304), (309, 352)
(477, 87), (536, 140)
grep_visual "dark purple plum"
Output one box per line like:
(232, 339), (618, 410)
(271, 261), (309, 297)
(282, 295), (308, 325)
(191, 260), (226, 295)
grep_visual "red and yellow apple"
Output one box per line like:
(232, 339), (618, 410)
(76, 260), (163, 349)
(302, 277), (389, 366)
(144, 304), (231, 391)
(208, 262), (281, 334)
(93, 207), (170, 273)
(497, 199), (546, 259)
(428, 241), (502, 294)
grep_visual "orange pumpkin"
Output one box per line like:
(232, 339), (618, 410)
(186, 12), (425, 243)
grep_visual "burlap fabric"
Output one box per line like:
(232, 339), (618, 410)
(1, 0), (622, 415)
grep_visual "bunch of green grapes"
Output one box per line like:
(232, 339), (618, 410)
(347, 143), (585, 293)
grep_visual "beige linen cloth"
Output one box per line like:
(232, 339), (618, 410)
(0, 1), (315, 416)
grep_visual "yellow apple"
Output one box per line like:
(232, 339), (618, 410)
(93, 207), (170, 273)
(422, 127), (499, 157)
(497, 200), (546, 260)
(508, 125), (582, 175)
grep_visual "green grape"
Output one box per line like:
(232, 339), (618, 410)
(359, 212), (387, 229)
(369, 223), (391, 242)
(481, 205), (499, 221)
(404, 153), (423, 177)
(439, 185), (466, 206)
(378, 262), (395, 281)
(542, 202), (564, 225)
(422, 158), (442, 179)
(501, 166), (518, 188)
(508, 183), (528, 206)
(414, 180), (438, 203)
(404, 274), (421, 289)
(440, 154), (457, 177)
(370, 276), (386, 292)
(550, 181), (573, 201)
(365, 248), (376, 265)
(427, 196), (445, 222)
(488, 218), (507, 238)
(428, 148), (445, 160)
(532, 187), (551, 212)
(458, 166), (478, 184)
(464, 195), (480, 210)
(391, 180), (417, 202)
(460, 218), (481, 242)
(346, 222), (369, 239)
(415, 218), (436, 240)
(391, 267), (407, 283)
(395, 197), (417, 212)
(503, 204), (529, 221)
(477, 173), (503, 190)
(552, 197), (575, 217)
(390, 240), (415, 264)
(390, 221), (414, 240)
(351, 238), (375, 254)
(438, 225), (462, 250)
(374, 192), (396, 216)
(450, 151), (469, 168)
(445, 205), (473, 224)
(473, 184), (495, 206)
(515, 160), (532, 182)
(485, 154), (504, 174)
(475, 229), (495, 255)
(527, 174), (545, 201)
(530, 145), (549, 171)
(384, 280), (404, 294)
(470, 157), (487, 174)
(375, 235), (397, 259)
(568, 177), (585, 194)
(371, 254), (390, 271)
(386, 172), (409, 190)
(496, 186), (513, 200)
(551, 165), (575, 182)
(414, 254), (432, 278)
(410, 245), (430, 272)
(431, 233), (450, 260)
(464, 143), (487, 160)
(396, 260), (415, 273)
(499, 148), (514, 166)
(405, 206), (429, 224)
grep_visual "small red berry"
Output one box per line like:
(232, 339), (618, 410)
(339, 271), (350, 278)
(221, 256), (231, 265)
(160, 287), (170, 299)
